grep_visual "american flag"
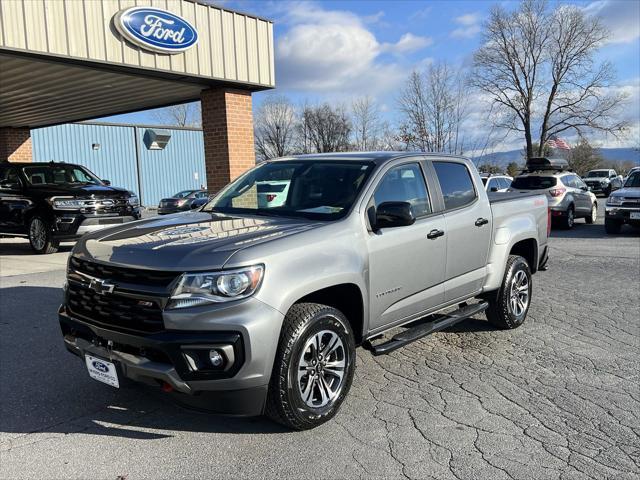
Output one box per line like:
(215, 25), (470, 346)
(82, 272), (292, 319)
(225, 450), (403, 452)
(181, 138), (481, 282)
(546, 136), (571, 150)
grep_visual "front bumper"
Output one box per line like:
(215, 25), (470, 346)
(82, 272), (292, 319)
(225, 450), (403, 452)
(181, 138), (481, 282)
(59, 296), (284, 415)
(605, 206), (640, 225)
(53, 209), (141, 240)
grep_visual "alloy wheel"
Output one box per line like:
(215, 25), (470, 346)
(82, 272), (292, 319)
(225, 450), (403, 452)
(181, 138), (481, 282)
(509, 270), (529, 317)
(297, 330), (347, 408)
(591, 205), (597, 222)
(29, 218), (47, 251)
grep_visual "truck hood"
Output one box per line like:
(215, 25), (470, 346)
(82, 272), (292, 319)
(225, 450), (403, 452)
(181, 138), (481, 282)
(611, 186), (640, 198)
(29, 183), (132, 198)
(76, 211), (320, 270)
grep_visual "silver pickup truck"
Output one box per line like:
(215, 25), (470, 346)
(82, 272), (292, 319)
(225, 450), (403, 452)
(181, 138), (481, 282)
(59, 153), (549, 430)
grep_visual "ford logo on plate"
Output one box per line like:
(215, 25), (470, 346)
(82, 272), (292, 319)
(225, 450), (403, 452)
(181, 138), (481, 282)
(114, 7), (198, 54)
(92, 360), (109, 373)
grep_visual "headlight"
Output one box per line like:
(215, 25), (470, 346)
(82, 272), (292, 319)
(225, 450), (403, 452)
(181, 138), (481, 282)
(128, 195), (139, 207)
(168, 265), (264, 309)
(601, 180), (608, 185)
(607, 196), (623, 206)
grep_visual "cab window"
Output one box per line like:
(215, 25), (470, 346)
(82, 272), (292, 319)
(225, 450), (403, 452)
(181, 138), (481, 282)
(433, 161), (477, 210)
(373, 163), (431, 217)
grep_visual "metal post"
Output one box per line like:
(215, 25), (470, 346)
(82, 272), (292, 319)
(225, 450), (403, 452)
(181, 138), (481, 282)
(133, 126), (144, 206)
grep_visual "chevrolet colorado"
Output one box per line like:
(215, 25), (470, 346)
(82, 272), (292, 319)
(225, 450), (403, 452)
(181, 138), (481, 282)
(59, 153), (549, 430)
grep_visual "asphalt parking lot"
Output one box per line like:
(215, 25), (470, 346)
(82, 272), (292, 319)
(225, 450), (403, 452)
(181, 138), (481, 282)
(1, 203), (638, 480)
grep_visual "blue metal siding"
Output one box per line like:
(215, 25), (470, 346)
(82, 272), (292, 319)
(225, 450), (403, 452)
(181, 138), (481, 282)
(136, 127), (206, 206)
(32, 123), (206, 207)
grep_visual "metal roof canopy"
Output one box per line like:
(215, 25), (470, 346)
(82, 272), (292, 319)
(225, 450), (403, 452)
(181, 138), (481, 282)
(0, 51), (270, 129)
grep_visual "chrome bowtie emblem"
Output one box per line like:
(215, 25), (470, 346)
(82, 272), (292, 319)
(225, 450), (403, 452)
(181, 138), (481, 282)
(89, 278), (116, 295)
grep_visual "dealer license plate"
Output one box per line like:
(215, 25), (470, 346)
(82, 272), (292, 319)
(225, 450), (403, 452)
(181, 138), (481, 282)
(85, 355), (119, 388)
(630, 212), (640, 220)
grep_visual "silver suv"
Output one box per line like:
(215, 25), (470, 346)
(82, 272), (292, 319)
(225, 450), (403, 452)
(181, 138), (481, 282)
(511, 161), (597, 229)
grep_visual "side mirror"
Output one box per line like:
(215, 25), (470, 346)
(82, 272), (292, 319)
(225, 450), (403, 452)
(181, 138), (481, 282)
(581, 186), (589, 191)
(102, 179), (111, 186)
(374, 202), (415, 230)
(490, 186), (499, 192)
(0, 181), (21, 191)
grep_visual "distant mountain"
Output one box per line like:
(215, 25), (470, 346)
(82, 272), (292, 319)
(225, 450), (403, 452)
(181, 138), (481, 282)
(472, 147), (640, 168)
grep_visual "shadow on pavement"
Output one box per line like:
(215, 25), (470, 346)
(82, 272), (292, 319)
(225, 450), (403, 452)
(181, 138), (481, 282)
(550, 223), (640, 239)
(0, 241), (74, 255)
(0, 285), (285, 439)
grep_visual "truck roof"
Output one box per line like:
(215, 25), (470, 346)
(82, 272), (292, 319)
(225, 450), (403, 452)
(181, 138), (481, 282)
(272, 151), (470, 166)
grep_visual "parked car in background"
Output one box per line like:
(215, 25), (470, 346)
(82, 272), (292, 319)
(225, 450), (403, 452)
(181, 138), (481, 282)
(605, 170), (640, 234)
(623, 166), (640, 182)
(256, 180), (291, 208)
(158, 189), (210, 214)
(0, 162), (140, 253)
(59, 152), (549, 430)
(480, 173), (512, 192)
(510, 157), (597, 229)
(582, 169), (623, 197)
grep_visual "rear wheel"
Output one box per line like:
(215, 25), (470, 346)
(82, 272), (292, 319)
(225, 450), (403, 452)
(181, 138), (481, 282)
(266, 303), (356, 430)
(560, 206), (575, 229)
(486, 255), (532, 330)
(605, 218), (622, 234)
(28, 216), (59, 254)
(585, 203), (597, 224)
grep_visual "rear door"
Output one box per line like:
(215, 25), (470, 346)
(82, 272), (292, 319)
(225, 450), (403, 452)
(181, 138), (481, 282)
(565, 174), (590, 214)
(366, 161), (446, 331)
(431, 160), (492, 302)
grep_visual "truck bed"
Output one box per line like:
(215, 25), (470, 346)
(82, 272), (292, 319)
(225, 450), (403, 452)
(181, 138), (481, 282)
(487, 191), (544, 203)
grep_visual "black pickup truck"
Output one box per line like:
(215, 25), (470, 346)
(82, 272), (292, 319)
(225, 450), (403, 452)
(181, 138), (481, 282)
(0, 162), (140, 253)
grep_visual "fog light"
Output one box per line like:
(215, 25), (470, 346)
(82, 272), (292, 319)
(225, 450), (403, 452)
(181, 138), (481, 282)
(209, 350), (224, 367)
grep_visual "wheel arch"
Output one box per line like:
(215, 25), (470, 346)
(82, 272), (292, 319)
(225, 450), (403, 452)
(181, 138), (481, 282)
(293, 283), (365, 345)
(509, 238), (538, 274)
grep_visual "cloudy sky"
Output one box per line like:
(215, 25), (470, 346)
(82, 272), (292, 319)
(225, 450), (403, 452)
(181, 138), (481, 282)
(109, 0), (640, 152)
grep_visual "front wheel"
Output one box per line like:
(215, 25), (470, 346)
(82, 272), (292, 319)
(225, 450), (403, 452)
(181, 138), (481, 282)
(486, 255), (532, 330)
(605, 218), (622, 234)
(266, 303), (356, 430)
(585, 203), (597, 224)
(28, 216), (59, 254)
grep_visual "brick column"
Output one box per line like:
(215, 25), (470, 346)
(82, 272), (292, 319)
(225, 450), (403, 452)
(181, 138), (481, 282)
(201, 88), (255, 193)
(0, 128), (32, 162)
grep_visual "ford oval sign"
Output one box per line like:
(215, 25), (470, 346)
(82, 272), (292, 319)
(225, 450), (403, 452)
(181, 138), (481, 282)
(114, 7), (198, 54)
(92, 360), (109, 373)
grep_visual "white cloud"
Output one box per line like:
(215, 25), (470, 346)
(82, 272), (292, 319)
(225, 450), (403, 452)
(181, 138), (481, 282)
(382, 33), (433, 54)
(584, 0), (640, 44)
(275, 2), (423, 95)
(450, 12), (482, 39)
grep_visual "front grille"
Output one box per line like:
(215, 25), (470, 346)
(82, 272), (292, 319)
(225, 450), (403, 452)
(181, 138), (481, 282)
(67, 283), (164, 333)
(70, 257), (178, 288)
(621, 199), (640, 208)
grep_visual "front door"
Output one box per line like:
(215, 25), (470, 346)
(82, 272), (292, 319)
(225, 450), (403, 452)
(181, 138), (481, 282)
(366, 162), (447, 332)
(432, 160), (492, 302)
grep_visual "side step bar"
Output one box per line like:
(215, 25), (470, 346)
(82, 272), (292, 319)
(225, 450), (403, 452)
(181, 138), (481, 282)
(363, 302), (489, 356)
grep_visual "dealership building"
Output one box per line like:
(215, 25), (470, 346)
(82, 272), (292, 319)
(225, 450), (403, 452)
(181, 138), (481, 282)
(0, 0), (275, 200)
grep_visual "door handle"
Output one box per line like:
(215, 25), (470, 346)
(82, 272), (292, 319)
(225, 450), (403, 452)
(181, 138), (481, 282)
(475, 217), (489, 227)
(427, 229), (445, 239)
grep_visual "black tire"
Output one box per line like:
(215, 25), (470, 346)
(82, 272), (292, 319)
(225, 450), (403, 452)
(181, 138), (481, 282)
(28, 216), (59, 254)
(585, 203), (597, 224)
(560, 205), (575, 229)
(266, 303), (356, 430)
(605, 218), (622, 234)
(486, 255), (532, 330)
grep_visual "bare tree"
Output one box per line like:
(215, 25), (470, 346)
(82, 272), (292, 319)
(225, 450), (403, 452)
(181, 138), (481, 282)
(152, 102), (201, 127)
(254, 95), (296, 161)
(397, 62), (469, 153)
(567, 137), (603, 175)
(351, 96), (382, 150)
(297, 103), (351, 153)
(472, 0), (627, 159)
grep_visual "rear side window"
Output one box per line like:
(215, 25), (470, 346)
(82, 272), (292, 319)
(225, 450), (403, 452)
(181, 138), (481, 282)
(511, 176), (557, 190)
(433, 162), (477, 210)
(498, 177), (511, 189)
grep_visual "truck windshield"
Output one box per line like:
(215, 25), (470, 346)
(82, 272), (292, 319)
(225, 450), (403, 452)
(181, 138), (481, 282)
(22, 164), (102, 186)
(624, 172), (640, 188)
(204, 160), (375, 220)
(587, 170), (609, 177)
(511, 176), (557, 189)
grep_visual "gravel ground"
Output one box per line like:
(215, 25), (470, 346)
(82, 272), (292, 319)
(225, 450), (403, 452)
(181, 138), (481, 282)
(0, 203), (638, 480)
